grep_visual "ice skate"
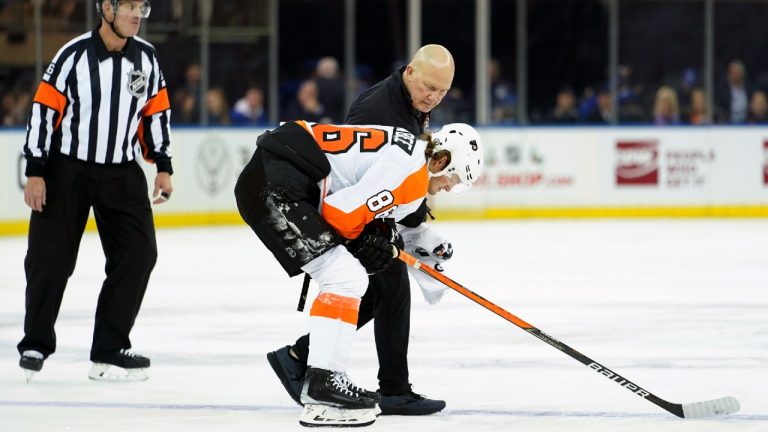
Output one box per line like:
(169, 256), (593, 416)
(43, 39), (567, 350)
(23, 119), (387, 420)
(19, 350), (44, 383)
(89, 349), (150, 382)
(299, 367), (378, 427)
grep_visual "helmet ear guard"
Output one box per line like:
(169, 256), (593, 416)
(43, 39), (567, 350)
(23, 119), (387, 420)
(429, 123), (483, 194)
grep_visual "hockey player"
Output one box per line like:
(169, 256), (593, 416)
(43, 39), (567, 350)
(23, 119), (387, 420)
(234, 121), (482, 427)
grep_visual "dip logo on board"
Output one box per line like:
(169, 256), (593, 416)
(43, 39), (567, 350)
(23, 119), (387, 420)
(616, 141), (659, 186)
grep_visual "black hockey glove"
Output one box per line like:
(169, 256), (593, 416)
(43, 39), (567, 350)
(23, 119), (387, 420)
(347, 220), (399, 274)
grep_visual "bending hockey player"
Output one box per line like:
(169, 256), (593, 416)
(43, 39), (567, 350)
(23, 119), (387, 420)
(234, 121), (482, 427)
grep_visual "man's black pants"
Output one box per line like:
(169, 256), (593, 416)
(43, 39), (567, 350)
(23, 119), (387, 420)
(17, 153), (157, 361)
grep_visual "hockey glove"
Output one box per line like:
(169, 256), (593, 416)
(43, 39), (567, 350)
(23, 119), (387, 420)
(399, 222), (453, 262)
(398, 223), (453, 304)
(348, 220), (399, 274)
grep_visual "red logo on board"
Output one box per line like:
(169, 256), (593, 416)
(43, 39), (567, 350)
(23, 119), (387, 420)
(616, 141), (658, 185)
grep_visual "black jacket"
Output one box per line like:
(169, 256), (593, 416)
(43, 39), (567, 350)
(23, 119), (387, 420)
(345, 67), (429, 136)
(345, 66), (430, 226)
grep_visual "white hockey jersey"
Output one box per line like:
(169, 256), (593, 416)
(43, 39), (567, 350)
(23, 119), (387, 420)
(294, 121), (428, 240)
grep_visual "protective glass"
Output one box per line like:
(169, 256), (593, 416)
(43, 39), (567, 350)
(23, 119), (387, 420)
(117, 0), (151, 18)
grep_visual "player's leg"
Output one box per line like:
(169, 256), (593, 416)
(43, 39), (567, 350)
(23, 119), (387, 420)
(299, 246), (379, 427)
(266, 280), (377, 406)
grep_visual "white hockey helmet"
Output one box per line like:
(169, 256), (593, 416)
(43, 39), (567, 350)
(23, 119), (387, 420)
(430, 123), (483, 194)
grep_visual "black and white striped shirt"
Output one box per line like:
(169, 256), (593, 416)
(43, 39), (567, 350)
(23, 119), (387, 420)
(23, 27), (173, 177)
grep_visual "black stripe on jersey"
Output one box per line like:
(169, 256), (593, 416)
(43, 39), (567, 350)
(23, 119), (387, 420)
(45, 41), (81, 84)
(86, 43), (100, 161)
(68, 49), (86, 157)
(105, 57), (122, 162)
(158, 105), (170, 153)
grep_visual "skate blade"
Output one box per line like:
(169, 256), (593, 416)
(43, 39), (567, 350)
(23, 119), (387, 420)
(24, 370), (36, 383)
(88, 363), (149, 382)
(299, 404), (376, 427)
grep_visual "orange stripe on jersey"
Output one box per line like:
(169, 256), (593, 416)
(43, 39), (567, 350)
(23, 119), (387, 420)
(33, 81), (67, 129)
(142, 87), (170, 117)
(309, 292), (361, 325)
(136, 120), (151, 162)
(323, 164), (429, 239)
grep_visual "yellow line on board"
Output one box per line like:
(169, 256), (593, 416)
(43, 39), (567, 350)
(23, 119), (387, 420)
(1, 206), (767, 236)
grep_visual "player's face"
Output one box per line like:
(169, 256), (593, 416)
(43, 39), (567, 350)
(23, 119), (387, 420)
(428, 173), (460, 195)
(406, 65), (452, 113)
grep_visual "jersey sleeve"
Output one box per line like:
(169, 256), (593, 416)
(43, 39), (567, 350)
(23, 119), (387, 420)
(138, 52), (173, 173)
(321, 154), (428, 239)
(23, 44), (76, 176)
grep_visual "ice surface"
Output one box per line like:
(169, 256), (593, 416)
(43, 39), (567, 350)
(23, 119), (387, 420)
(1, 220), (766, 431)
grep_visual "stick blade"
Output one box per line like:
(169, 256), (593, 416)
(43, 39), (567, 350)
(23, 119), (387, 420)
(682, 396), (740, 418)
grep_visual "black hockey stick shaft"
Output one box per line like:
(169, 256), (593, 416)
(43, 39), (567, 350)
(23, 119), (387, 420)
(397, 250), (686, 417)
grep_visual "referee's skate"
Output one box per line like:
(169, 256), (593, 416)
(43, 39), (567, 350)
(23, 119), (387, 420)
(89, 349), (150, 382)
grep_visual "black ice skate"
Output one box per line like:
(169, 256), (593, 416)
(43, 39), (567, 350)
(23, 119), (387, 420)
(19, 350), (44, 383)
(89, 349), (150, 382)
(299, 367), (378, 427)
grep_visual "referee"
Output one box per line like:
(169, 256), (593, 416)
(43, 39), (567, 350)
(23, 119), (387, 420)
(18, 0), (173, 383)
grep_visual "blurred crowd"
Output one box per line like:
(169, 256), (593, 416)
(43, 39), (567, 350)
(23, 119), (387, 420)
(2, 1), (768, 128)
(4, 55), (768, 128)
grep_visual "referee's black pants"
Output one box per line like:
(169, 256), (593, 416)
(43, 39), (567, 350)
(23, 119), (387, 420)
(17, 153), (158, 362)
(292, 261), (412, 395)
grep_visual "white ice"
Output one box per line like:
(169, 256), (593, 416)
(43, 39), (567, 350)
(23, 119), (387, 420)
(1, 220), (766, 431)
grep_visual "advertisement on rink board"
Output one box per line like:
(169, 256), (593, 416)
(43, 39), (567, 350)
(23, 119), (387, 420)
(1, 127), (767, 229)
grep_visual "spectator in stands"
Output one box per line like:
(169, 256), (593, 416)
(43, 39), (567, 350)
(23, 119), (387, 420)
(716, 60), (751, 124)
(585, 89), (612, 124)
(747, 90), (768, 124)
(489, 59), (516, 123)
(653, 86), (681, 126)
(171, 88), (197, 124)
(205, 87), (230, 125)
(172, 63), (202, 124)
(230, 86), (268, 126)
(578, 86), (597, 120)
(1, 88), (31, 127)
(283, 80), (329, 123)
(684, 88), (709, 125)
(548, 87), (580, 123)
(314, 56), (345, 123)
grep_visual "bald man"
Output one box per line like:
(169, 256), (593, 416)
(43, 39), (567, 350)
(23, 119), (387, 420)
(267, 45), (454, 416)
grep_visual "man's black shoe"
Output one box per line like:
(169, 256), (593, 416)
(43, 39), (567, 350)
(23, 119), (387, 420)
(92, 349), (150, 369)
(378, 386), (446, 415)
(19, 350), (44, 372)
(266, 345), (306, 406)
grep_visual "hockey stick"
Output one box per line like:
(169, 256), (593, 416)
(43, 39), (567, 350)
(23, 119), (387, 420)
(397, 250), (739, 419)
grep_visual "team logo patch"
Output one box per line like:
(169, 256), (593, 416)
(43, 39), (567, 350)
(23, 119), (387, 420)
(127, 70), (148, 98)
